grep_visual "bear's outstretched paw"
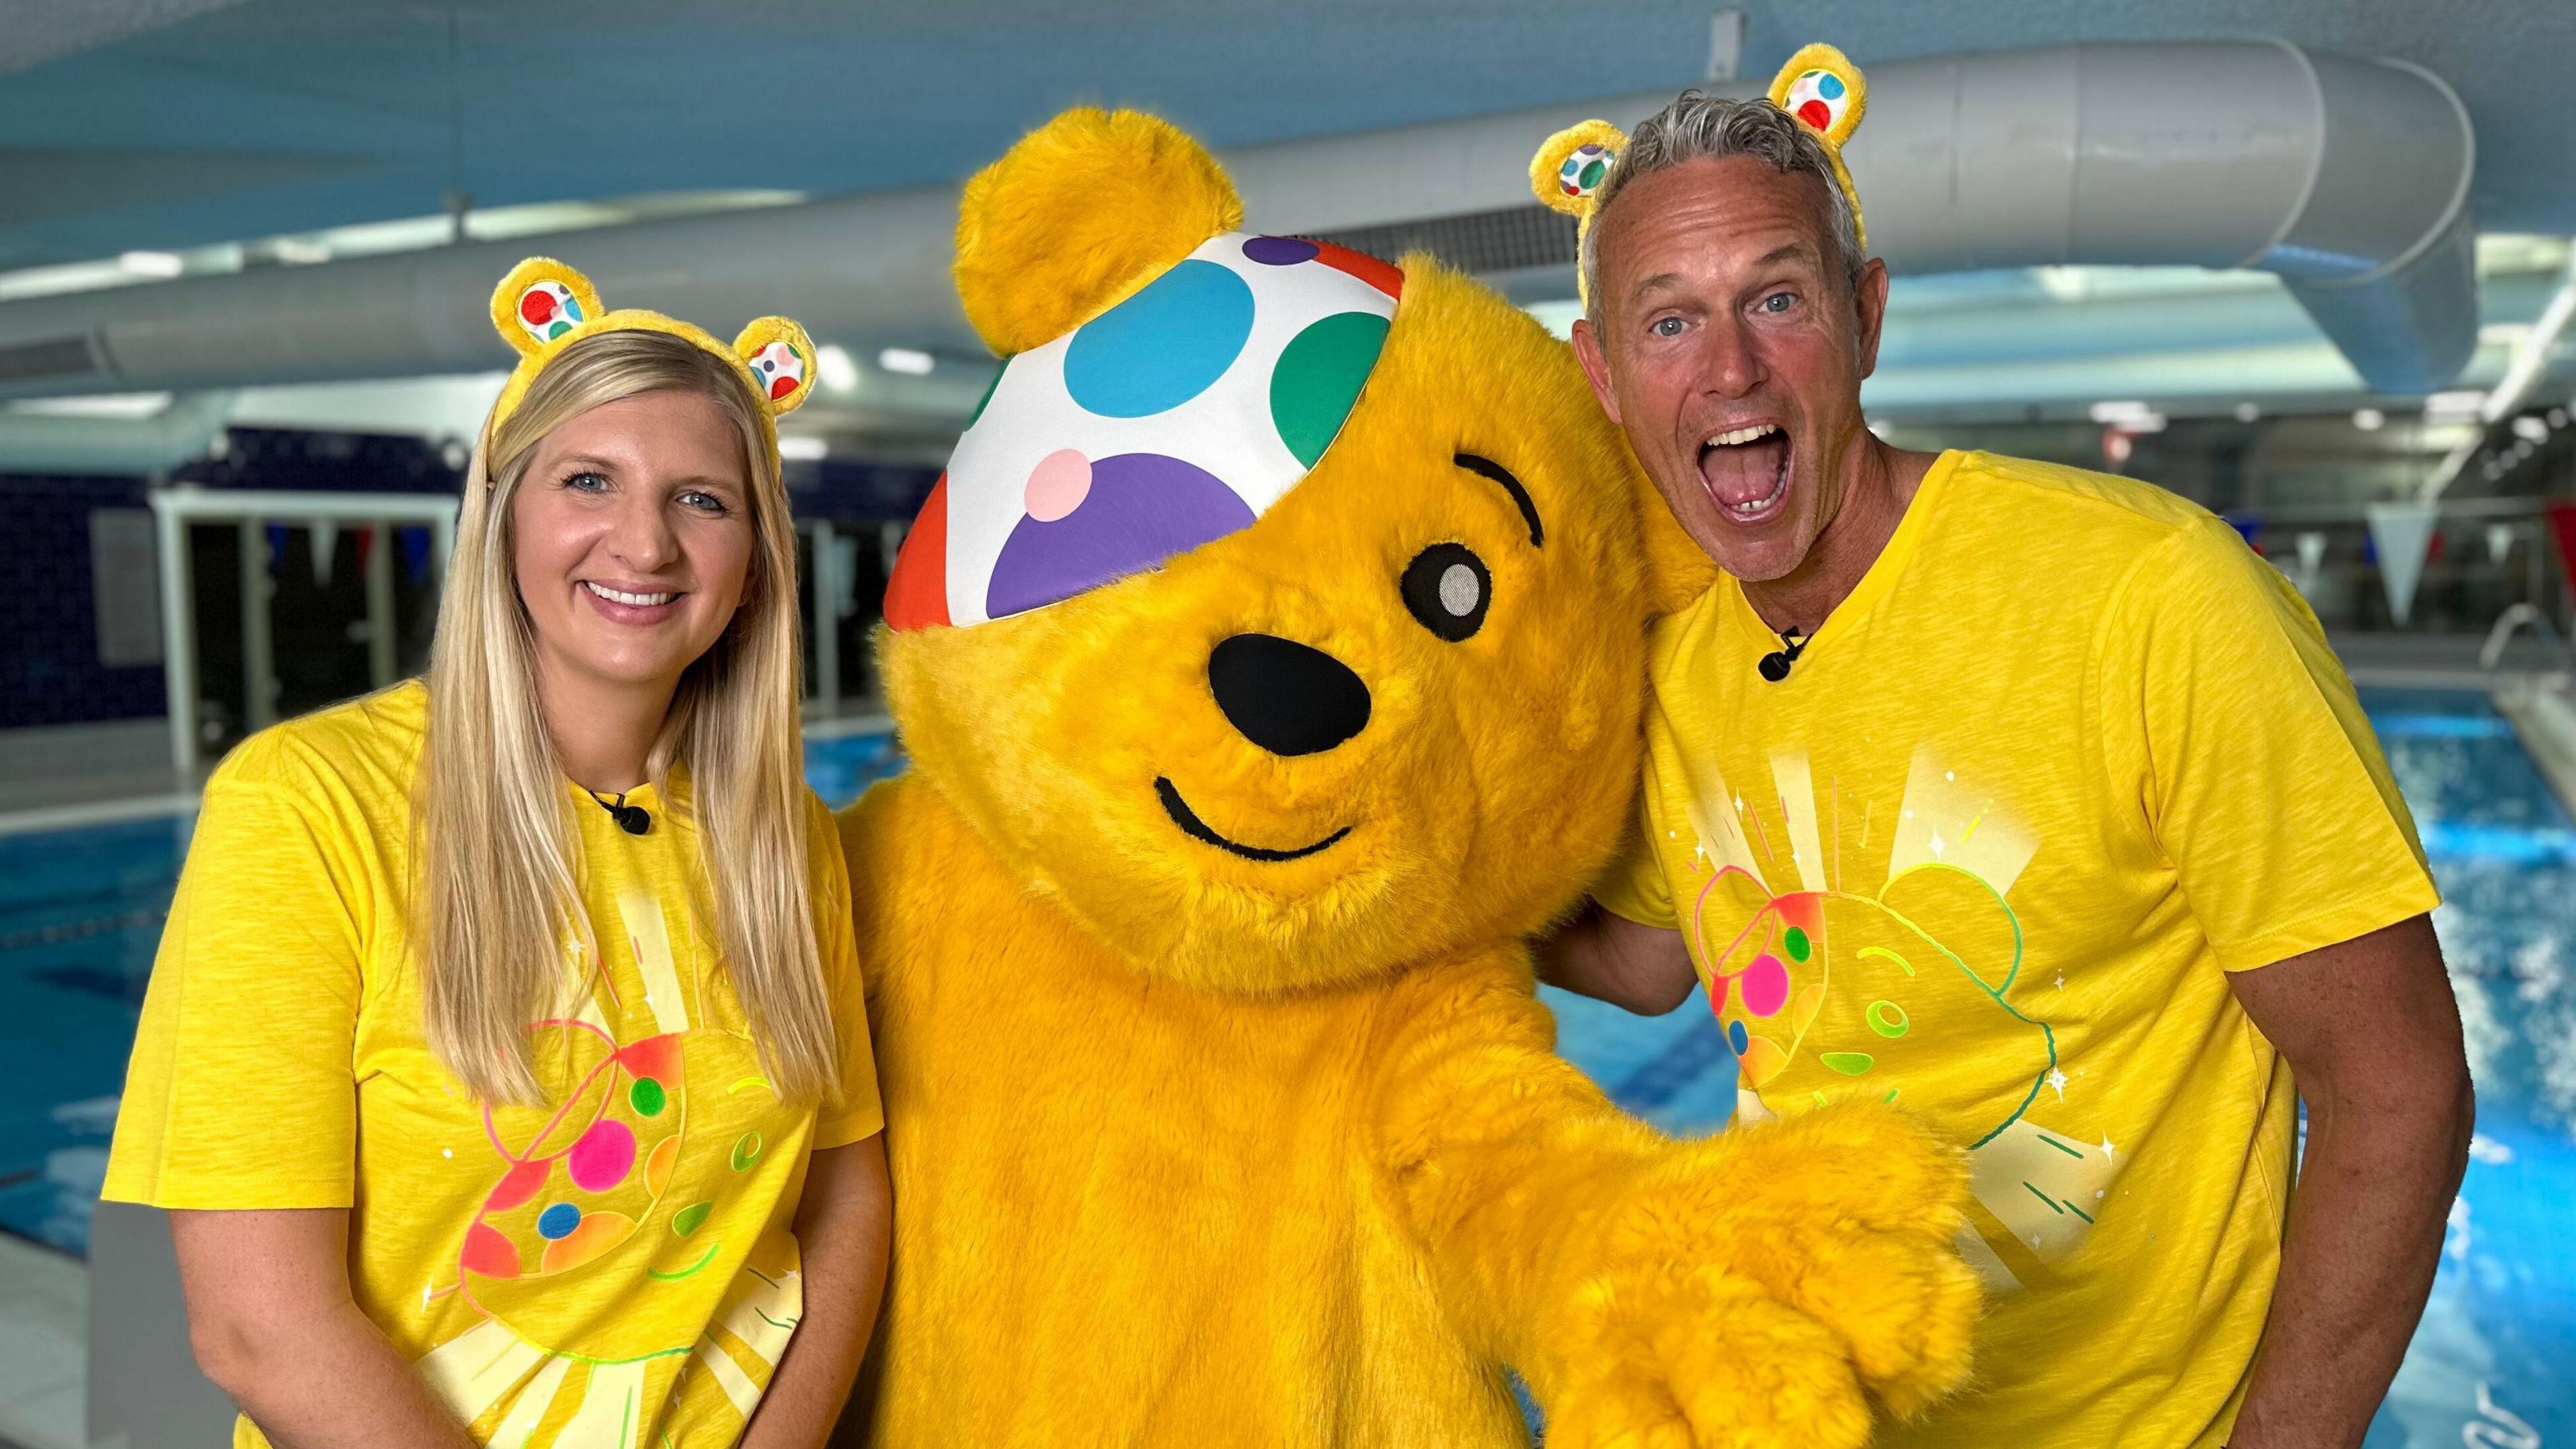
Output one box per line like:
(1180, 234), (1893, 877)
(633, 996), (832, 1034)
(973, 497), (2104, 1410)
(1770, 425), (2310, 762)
(1544, 1265), (1872, 1449)
(1680, 1101), (1984, 1418)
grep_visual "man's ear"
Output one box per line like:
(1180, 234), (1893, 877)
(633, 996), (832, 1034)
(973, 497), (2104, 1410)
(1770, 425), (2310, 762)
(1570, 317), (1622, 425)
(1853, 256), (1890, 382)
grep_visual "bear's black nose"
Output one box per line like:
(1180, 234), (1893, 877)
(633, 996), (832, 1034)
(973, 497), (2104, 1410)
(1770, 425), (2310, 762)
(1208, 633), (1371, 757)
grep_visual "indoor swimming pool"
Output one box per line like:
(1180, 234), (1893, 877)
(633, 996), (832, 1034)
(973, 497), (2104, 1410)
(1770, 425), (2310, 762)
(0, 693), (2566, 1442)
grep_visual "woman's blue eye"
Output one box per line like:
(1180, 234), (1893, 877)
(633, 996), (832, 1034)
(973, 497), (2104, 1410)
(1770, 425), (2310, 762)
(678, 490), (729, 515)
(565, 470), (609, 492)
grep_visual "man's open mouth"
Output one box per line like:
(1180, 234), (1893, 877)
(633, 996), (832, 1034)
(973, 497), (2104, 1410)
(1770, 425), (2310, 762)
(1154, 777), (1349, 862)
(1697, 422), (1792, 524)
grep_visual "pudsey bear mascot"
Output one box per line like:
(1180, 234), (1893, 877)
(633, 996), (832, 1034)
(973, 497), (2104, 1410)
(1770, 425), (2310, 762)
(836, 100), (1978, 1448)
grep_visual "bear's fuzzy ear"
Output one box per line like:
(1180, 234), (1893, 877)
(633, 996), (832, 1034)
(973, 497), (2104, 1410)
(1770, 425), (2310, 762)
(954, 107), (1243, 357)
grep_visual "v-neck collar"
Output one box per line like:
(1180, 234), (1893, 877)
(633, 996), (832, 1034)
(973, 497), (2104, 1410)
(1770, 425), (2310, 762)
(1721, 449), (1961, 658)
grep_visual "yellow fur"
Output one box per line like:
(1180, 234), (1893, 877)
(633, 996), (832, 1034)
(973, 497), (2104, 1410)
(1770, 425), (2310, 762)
(954, 108), (1244, 355)
(839, 110), (1977, 1446)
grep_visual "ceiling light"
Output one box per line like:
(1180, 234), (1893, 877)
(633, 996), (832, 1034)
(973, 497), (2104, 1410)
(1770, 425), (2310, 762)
(9, 391), (173, 419)
(2424, 390), (2485, 425)
(2516, 415), (2553, 443)
(272, 237), (333, 265)
(117, 250), (184, 278)
(2088, 399), (2166, 432)
(2352, 407), (2385, 431)
(816, 344), (859, 392)
(877, 347), (936, 376)
(778, 436), (828, 462)
(2551, 408), (2570, 429)
(2234, 402), (2261, 423)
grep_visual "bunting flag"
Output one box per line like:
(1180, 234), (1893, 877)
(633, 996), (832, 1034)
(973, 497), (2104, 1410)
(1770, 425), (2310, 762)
(2225, 513), (2265, 555)
(2294, 531), (2328, 596)
(2547, 504), (2576, 605)
(310, 521), (338, 587)
(2488, 523), (2516, 566)
(2365, 501), (2440, 627)
(397, 525), (433, 584)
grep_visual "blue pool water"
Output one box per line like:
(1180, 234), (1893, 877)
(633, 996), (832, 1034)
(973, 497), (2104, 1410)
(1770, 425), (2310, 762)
(1, 697), (2567, 1442)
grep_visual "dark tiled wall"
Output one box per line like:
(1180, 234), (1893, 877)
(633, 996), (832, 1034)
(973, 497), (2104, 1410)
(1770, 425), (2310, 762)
(0, 474), (162, 729)
(1, 430), (467, 731)
(1, 433), (928, 732)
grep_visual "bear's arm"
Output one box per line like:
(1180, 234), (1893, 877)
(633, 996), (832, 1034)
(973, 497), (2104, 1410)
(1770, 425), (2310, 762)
(1362, 952), (1663, 1392)
(1365, 951), (1982, 1430)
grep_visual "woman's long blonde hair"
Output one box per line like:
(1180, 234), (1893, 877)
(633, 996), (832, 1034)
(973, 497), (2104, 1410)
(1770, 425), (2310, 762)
(420, 328), (838, 1104)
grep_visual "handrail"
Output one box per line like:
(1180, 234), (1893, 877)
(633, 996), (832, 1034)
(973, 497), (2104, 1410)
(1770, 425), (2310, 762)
(2481, 602), (2576, 673)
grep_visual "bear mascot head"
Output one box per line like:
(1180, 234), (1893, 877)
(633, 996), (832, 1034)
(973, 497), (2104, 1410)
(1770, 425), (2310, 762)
(875, 111), (1659, 993)
(837, 105), (1976, 1448)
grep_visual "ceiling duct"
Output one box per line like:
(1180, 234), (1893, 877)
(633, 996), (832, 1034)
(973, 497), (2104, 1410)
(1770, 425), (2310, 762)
(0, 40), (2475, 400)
(0, 390), (231, 474)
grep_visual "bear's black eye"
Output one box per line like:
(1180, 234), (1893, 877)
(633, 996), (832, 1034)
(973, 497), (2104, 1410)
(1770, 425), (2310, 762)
(1401, 543), (1491, 641)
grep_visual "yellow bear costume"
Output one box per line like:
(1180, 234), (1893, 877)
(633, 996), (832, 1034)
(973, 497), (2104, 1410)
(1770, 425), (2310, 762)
(834, 108), (1978, 1447)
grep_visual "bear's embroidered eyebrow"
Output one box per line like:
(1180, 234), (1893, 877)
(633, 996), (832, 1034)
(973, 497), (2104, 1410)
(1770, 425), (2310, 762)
(1453, 452), (1543, 548)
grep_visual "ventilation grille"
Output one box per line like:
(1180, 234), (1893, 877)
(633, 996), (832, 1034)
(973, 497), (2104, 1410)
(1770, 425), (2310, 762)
(1308, 205), (1577, 274)
(0, 334), (105, 384)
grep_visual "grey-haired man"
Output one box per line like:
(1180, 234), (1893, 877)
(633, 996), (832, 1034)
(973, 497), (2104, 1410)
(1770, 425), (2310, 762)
(1540, 83), (2472, 1448)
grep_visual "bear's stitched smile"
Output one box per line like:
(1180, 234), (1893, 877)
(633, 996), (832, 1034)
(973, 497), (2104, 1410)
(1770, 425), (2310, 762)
(1154, 777), (1350, 862)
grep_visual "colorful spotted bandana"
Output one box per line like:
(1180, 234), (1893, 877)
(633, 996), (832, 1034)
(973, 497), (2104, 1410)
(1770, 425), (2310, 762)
(883, 233), (1403, 629)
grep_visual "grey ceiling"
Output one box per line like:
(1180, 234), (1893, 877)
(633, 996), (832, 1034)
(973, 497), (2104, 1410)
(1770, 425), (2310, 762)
(0, 0), (2568, 272)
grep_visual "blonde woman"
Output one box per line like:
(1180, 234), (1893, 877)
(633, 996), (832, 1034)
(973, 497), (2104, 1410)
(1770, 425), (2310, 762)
(102, 259), (887, 1449)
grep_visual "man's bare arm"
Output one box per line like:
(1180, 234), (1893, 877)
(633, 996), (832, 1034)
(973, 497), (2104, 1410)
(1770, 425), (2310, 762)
(1534, 900), (1699, 1015)
(2225, 913), (2473, 1449)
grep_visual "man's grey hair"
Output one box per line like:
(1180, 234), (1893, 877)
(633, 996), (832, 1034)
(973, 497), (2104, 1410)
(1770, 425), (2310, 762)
(1580, 91), (1866, 323)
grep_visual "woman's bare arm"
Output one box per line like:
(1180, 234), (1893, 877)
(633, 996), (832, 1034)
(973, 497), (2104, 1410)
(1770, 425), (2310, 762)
(169, 1207), (477, 1449)
(739, 1135), (892, 1449)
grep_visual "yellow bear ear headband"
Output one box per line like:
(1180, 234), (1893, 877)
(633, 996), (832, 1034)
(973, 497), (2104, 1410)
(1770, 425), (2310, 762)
(482, 256), (818, 459)
(1529, 42), (1868, 311)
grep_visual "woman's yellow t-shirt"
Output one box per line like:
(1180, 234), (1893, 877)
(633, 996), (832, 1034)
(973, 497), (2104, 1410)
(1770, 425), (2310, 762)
(103, 681), (883, 1449)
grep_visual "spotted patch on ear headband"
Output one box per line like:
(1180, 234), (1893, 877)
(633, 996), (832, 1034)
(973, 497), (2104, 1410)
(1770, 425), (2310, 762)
(516, 280), (587, 345)
(883, 232), (1401, 631)
(1781, 68), (1852, 134)
(1556, 142), (1616, 200)
(746, 340), (806, 403)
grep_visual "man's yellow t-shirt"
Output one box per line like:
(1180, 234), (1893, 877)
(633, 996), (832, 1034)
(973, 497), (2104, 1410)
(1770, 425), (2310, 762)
(1595, 451), (2437, 1448)
(104, 681), (884, 1449)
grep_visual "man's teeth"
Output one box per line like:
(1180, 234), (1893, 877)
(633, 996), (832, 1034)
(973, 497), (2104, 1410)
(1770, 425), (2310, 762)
(586, 582), (676, 607)
(1706, 423), (1781, 447)
(1725, 455), (1791, 515)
